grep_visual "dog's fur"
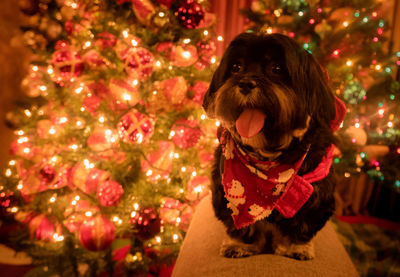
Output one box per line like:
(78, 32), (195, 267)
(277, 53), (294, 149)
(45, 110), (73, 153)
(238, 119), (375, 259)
(202, 33), (337, 260)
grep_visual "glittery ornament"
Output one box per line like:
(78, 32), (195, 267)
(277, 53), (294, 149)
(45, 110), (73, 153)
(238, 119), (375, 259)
(79, 215), (115, 251)
(39, 164), (56, 184)
(131, 207), (161, 240)
(97, 180), (124, 207)
(51, 43), (84, 84)
(171, 119), (201, 149)
(176, 0), (205, 29)
(121, 47), (154, 79)
(118, 109), (154, 144)
(0, 191), (19, 219)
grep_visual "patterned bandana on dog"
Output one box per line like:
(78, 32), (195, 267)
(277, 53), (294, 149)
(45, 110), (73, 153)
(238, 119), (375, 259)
(221, 97), (346, 229)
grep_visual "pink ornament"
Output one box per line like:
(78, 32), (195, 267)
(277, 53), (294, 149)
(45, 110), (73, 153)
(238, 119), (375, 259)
(79, 215), (115, 251)
(186, 176), (210, 202)
(109, 79), (139, 109)
(118, 109), (154, 144)
(159, 76), (188, 106)
(188, 81), (208, 105)
(97, 180), (124, 207)
(121, 47), (154, 79)
(83, 94), (102, 116)
(171, 45), (198, 67)
(171, 119), (202, 149)
(87, 126), (119, 152)
(71, 162), (111, 194)
(142, 141), (174, 180)
(28, 214), (56, 242)
(132, 0), (155, 25)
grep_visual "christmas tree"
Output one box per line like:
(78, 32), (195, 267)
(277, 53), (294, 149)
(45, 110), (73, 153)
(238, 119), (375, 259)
(1, 0), (218, 275)
(243, 0), (400, 210)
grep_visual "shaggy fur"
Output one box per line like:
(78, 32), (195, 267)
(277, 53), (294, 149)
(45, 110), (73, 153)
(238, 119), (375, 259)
(202, 33), (337, 260)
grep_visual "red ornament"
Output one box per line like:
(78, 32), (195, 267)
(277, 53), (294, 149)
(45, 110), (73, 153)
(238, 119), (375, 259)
(79, 215), (115, 251)
(95, 32), (117, 50)
(131, 208), (161, 241)
(83, 94), (102, 116)
(28, 214), (56, 242)
(118, 109), (154, 144)
(171, 119), (202, 149)
(51, 43), (84, 84)
(0, 191), (19, 219)
(109, 79), (140, 109)
(176, 0), (205, 29)
(121, 47), (154, 79)
(39, 164), (56, 184)
(97, 180), (124, 207)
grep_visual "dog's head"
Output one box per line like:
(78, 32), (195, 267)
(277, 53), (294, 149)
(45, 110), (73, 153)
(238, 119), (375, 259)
(203, 33), (336, 159)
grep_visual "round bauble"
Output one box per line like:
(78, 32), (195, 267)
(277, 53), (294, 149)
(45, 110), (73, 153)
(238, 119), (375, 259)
(97, 180), (124, 207)
(118, 109), (154, 144)
(176, 0), (204, 29)
(79, 215), (115, 251)
(171, 119), (201, 149)
(131, 207), (161, 241)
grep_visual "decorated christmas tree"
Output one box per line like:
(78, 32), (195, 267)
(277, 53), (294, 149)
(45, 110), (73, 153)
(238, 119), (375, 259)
(0, 0), (218, 275)
(243, 0), (400, 216)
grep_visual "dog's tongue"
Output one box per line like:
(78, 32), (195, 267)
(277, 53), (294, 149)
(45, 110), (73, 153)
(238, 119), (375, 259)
(235, 109), (266, 138)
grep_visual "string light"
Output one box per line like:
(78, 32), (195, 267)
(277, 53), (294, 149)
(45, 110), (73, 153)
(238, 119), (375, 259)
(131, 39), (138, 47)
(122, 30), (129, 38)
(217, 36), (223, 41)
(17, 182), (23, 190)
(85, 211), (93, 217)
(298, 11), (304, 16)
(183, 38), (191, 44)
(32, 66), (39, 72)
(5, 169), (12, 177)
(346, 60), (353, 67)
(24, 110), (32, 117)
(343, 21), (349, 27)
(203, 30), (209, 36)
(9, 160), (16, 166)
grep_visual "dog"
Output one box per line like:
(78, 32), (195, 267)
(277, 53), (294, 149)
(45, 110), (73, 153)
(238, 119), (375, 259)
(202, 32), (346, 260)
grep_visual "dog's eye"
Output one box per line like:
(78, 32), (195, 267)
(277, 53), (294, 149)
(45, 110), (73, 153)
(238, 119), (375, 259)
(271, 64), (282, 74)
(232, 63), (242, 73)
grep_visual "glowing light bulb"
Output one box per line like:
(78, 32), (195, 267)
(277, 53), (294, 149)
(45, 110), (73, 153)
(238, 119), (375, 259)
(32, 66), (39, 72)
(122, 30), (129, 38)
(200, 114), (206, 120)
(146, 170), (153, 176)
(98, 116), (105, 123)
(182, 51), (191, 59)
(217, 36), (223, 41)
(183, 38), (191, 44)
(203, 30), (209, 36)
(48, 127), (56, 135)
(355, 122), (360, 128)
(24, 110), (32, 117)
(85, 211), (93, 217)
(75, 87), (83, 94)
(131, 39), (138, 47)
(155, 61), (161, 67)
(155, 236), (161, 243)
(84, 41), (91, 48)
(49, 196), (56, 203)
(173, 234), (179, 242)
(47, 67), (54, 74)
(346, 60), (352, 67)
(343, 21), (349, 27)
(181, 167), (187, 172)
(9, 160), (16, 166)
(5, 169), (12, 177)
(216, 121), (221, 127)
(17, 182), (23, 190)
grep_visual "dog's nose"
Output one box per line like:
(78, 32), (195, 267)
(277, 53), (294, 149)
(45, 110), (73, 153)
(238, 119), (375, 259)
(238, 80), (257, 95)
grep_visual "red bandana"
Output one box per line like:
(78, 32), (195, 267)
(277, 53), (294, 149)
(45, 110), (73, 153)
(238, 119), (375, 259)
(221, 97), (346, 229)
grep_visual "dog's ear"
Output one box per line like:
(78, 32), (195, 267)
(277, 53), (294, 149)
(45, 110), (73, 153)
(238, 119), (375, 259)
(289, 48), (336, 129)
(202, 52), (229, 115)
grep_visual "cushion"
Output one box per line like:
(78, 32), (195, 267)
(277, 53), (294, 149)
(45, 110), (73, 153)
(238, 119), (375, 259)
(172, 195), (359, 277)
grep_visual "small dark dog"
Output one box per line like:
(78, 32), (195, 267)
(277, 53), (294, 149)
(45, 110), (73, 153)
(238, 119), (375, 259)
(202, 32), (346, 260)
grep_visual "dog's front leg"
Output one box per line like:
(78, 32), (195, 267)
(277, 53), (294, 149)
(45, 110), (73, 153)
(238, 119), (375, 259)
(274, 237), (315, 260)
(220, 237), (264, 258)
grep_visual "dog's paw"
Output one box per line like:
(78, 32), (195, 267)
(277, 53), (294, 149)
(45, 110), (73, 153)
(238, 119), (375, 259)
(275, 241), (315, 260)
(220, 240), (260, 258)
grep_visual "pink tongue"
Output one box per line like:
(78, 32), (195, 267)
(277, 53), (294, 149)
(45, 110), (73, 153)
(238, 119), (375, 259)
(235, 109), (266, 138)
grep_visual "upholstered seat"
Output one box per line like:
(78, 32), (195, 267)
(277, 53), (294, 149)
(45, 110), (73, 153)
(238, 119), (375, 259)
(172, 195), (359, 277)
